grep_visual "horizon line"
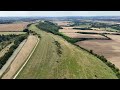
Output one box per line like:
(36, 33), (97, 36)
(0, 16), (120, 17)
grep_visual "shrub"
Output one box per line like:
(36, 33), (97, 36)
(90, 50), (93, 54)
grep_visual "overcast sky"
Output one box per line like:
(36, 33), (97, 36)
(0, 11), (120, 17)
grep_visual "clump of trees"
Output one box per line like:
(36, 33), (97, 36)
(0, 34), (19, 51)
(91, 22), (109, 29)
(54, 41), (62, 56)
(73, 27), (93, 30)
(23, 29), (41, 38)
(36, 21), (62, 35)
(36, 21), (80, 43)
(110, 24), (120, 30)
(23, 28), (29, 32)
(70, 20), (91, 26)
(77, 32), (98, 34)
(0, 34), (18, 42)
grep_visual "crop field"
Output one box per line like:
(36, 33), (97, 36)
(0, 22), (29, 32)
(2, 35), (38, 79)
(16, 24), (118, 79)
(76, 34), (120, 69)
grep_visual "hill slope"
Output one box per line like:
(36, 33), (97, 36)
(16, 23), (118, 79)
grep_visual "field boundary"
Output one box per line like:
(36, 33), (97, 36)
(13, 36), (39, 79)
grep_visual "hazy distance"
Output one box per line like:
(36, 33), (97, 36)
(0, 11), (120, 17)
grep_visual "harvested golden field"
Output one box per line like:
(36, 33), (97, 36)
(2, 35), (38, 79)
(62, 33), (106, 39)
(76, 34), (120, 69)
(0, 22), (29, 32)
(59, 27), (118, 34)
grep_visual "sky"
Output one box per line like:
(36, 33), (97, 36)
(0, 11), (120, 17)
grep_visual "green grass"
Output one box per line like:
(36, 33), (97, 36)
(79, 24), (91, 28)
(16, 23), (118, 79)
(0, 32), (26, 35)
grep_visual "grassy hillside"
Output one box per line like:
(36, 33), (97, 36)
(16, 23), (118, 79)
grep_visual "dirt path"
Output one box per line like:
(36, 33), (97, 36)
(1, 35), (38, 79)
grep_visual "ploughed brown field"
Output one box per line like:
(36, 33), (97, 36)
(59, 26), (120, 69)
(0, 22), (29, 32)
(76, 35), (120, 69)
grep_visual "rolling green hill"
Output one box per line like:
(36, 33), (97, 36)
(16, 23), (118, 79)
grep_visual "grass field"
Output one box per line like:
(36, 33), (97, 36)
(79, 24), (91, 28)
(16, 24), (118, 79)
